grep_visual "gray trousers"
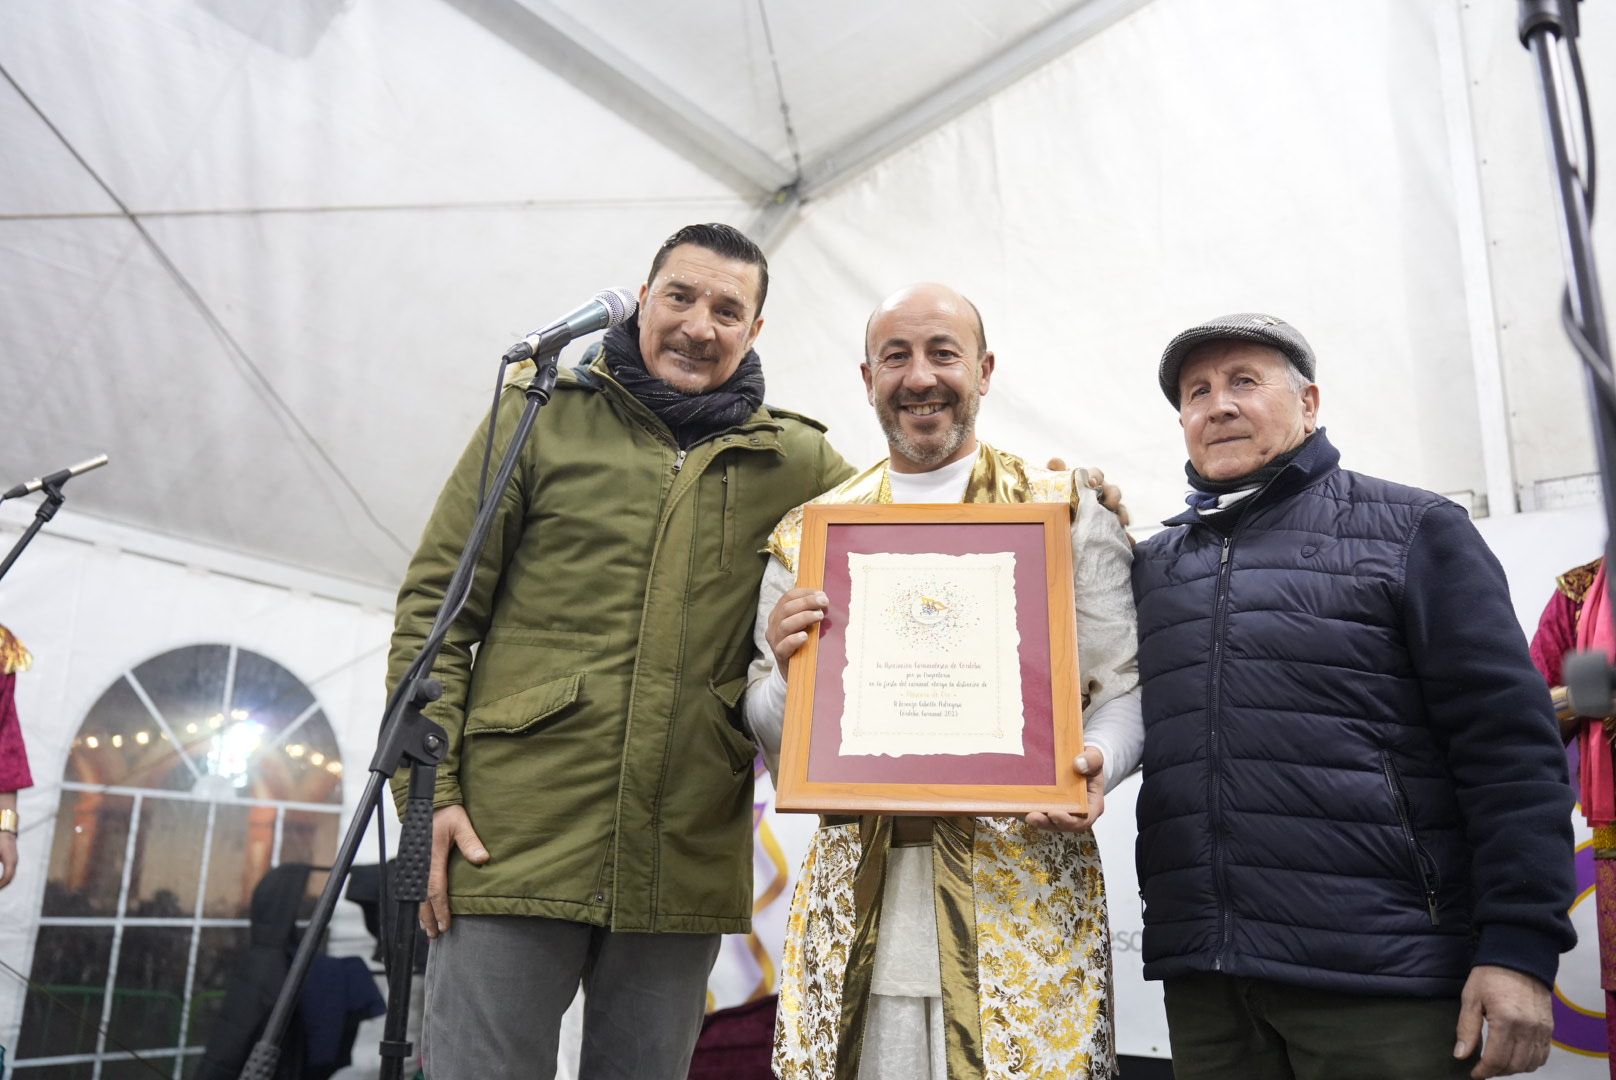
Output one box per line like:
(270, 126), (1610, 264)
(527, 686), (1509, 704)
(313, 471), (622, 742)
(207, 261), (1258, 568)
(422, 915), (722, 1080)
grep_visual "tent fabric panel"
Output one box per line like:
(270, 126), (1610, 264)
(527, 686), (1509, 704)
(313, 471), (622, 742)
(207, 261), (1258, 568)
(765, 0), (1488, 529)
(0, 0), (740, 220)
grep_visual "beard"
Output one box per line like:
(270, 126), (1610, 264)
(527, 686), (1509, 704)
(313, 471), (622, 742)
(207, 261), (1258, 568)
(875, 386), (980, 469)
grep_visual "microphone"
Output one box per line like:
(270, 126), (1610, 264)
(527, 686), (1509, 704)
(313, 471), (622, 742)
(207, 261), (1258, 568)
(2, 453), (110, 500)
(504, 288), (637, 363)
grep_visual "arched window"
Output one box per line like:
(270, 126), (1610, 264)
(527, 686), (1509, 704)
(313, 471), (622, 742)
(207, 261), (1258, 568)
(15, 645), (344, 1078)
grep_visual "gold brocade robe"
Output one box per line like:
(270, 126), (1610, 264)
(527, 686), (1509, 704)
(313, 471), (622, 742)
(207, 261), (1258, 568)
(0, 625), (30, 676)
(768, 444), (1118, 1080)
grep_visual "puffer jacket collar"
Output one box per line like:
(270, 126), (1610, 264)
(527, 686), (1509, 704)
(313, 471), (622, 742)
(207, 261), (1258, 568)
(1161, 428), (1341, 529)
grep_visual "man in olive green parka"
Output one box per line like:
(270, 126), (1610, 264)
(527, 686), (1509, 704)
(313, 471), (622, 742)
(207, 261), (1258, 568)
(388, 224), (855, 1079)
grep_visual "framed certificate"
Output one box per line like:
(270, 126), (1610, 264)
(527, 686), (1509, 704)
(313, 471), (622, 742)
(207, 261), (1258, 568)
(775, 502), (1085, 816)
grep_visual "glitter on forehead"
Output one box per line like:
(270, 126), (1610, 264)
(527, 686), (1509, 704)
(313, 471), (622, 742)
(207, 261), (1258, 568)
(650, 258), (756, 322)
(655, 274), (745, 297)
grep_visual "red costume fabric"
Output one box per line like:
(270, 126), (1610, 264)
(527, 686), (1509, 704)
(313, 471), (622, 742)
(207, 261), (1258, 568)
(1574, 562), (1616, 827)
(0, 625), (33, 792)
(1531, 588), (1580, 689)
(1529, 559), (1614, 1073)
(0, 672), (32, 792)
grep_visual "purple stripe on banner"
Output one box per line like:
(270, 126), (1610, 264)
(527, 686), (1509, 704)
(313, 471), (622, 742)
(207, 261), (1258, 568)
(1552, 842), (1608, 1057)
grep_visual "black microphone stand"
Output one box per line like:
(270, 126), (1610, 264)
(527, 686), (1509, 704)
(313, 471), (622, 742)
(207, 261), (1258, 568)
(239, 353), (563, 1080)
(1518, 2), (1616, 715)
(0, 480), (69, 583)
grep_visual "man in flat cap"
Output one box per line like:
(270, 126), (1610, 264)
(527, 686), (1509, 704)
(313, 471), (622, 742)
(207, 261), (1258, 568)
(1130, 314), (1577, 1079)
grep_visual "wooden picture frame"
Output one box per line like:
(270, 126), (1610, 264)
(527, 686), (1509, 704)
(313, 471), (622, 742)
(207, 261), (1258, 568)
(775, 501), (1085, 816)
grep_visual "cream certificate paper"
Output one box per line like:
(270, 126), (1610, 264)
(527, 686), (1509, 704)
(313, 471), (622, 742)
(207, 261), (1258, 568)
(840, 551), (1025, 757)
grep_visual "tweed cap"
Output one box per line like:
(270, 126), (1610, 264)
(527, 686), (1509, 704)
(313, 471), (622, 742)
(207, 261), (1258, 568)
(1158, 313), (1316, 407)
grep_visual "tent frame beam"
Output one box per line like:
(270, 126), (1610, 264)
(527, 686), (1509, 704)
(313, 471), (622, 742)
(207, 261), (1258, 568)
(462, 0), (1160, 246)
(794, 0), (1157, 203)
(449, 0), (795, 200)
(746, 0), (1157, 246)
(1435, 0), (1517, 516)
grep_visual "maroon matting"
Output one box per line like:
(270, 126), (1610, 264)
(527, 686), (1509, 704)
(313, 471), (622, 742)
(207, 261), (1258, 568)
(808, 521), (1056, 785)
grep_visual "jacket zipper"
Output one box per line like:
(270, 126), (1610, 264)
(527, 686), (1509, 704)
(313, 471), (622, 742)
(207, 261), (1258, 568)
(1208, 534), (1235, 969)
(609, 427), (776, 925)
(1186, 459), (1321, 971)
(719, 463), (735, 571)
(1381, 751), (1441, 925)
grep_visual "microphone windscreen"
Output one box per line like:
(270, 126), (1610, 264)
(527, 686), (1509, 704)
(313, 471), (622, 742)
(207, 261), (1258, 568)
(595, 288), (637, 327)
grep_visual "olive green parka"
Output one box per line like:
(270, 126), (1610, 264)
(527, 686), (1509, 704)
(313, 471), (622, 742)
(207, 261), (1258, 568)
(388, 353), (853, 933)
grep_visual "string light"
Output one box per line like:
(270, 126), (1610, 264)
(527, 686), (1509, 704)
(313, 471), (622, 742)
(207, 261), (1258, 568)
(73, 707), (346, 785)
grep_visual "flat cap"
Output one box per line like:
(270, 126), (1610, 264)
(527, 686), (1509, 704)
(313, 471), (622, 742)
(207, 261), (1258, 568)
(1158, 312), (1315, 407)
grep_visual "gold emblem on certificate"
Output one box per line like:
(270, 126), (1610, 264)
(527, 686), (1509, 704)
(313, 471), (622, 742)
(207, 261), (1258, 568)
(892, 580), (968, 639)
(841, 551), (1024, 758)
(906, 589), (950, 627)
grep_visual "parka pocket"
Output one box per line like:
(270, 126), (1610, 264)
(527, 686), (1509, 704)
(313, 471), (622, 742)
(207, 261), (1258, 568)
(464, 673), (584, 736)
(708, 674), (759, 775)
(1380, 750), (1441, 926)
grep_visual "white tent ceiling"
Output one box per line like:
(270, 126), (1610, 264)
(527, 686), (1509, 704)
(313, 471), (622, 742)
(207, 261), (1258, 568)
(1, 0), (1611, 593)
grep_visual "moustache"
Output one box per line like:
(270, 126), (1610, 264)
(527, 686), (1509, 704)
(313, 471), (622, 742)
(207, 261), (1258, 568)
(890, 388), (960, 407)
(663, 338), (715, 361)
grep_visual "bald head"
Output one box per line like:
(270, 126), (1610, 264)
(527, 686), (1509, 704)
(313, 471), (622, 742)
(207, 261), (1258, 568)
(864, 283), (987, 363)
(860, 282), (996, 473)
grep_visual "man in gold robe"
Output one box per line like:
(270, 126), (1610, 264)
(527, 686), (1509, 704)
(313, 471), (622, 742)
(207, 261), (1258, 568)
(743, 283), (1141, 1079)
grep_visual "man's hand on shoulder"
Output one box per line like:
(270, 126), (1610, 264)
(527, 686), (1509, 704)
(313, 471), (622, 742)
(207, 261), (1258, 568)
(1048, 459), (1130, 531)
(1026, 746), (1106, 833)
(420, 804), (490, 939)
(1455, 964), (1553, 1078)
(767, 587), (829, 670)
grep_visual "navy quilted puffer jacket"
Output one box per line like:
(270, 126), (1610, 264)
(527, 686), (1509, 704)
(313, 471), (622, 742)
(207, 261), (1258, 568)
(1132, 431), (1575, 996)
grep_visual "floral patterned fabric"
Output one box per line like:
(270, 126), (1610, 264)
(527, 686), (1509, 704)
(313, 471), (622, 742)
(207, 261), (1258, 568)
(974, 819), (1113, 1078)
(775, 823), (861, 1079)
(773, 819), (1116, 1079)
